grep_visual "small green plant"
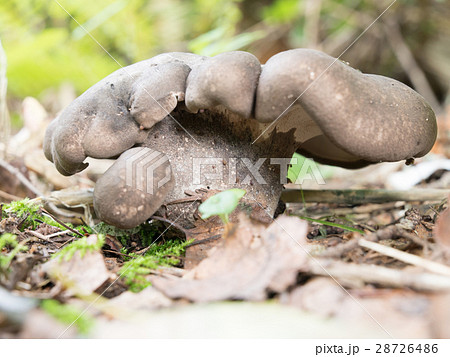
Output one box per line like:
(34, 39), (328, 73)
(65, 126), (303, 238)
(287, 153), (333, 184)
(198, 188), (246, 225)
(0, 233), (28, 270)
(52, 234), (105, 262)
(120, 239), (193, 292)
(41, 299), (94, 335)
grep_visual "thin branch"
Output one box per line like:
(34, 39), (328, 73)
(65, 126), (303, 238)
(304, 0), (322, 49)
(318, 225), (396, 258)
(383, 18), (442, 113)
(0, 188), (22, 202)
(359, 238), (450, 277)
(310, 259), (450, 291)
(281, 188), (450, 204)
(0, 159), (43, 197)
(25, 230), (55, 243)
(150, 215), (190, 237)
(40, 208), (83, 237)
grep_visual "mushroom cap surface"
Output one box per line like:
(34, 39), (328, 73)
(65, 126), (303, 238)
(93, 147), (175, 229)
(44, 53), (206, 176)
(185, 51), (261, 118)
(255, 49), (437, 165)
(43, 48), (438, 228)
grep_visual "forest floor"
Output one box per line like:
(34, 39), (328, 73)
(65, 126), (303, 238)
(0, 100), (449, 338)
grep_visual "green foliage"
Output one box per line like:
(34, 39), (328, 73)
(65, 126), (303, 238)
(53, 234), (105, 262)
(189, 28), (265, 57)
(3, 199), (65, 230)
(120, 238), (192, 292)
(287, 153), (334, 184)
(0, 233), (28, 270)
(1, 0), (261, 99)
(199, 188), (246, 224)
(3, 199), (91, 235)
(2, 0), (446, 105)
(262, 0), (300, 24)
(41, 299), (93, 335)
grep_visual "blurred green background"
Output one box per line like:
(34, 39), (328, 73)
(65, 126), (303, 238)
(0, 0), (449, 127)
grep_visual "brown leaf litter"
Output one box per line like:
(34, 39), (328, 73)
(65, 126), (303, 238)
(42, 235), (111, 297)
(151, 214), (309, 302)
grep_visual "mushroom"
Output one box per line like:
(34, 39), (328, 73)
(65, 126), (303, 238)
(255, 49), (437, 168)
(44, 49), (437, 229)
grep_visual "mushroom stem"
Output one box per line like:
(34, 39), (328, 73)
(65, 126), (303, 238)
(143, 108), (295, 227)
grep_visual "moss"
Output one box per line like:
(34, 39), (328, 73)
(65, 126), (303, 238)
(2, 199), (90, 235)
(41, 299), (94, 335)
(0, 233), (28, 270)
(3, 199), (60, 230)
(93, 221), (160, 247)
(52, 234), (105, 262)
(120, 238), (193, 292)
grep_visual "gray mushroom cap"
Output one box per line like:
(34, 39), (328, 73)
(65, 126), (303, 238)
(93, 147), (174, 229)
(44, 53), (206, 176)
(185, 51), (261, 118)
(44, 48), (438, 229)
(255, 49), (437, 166)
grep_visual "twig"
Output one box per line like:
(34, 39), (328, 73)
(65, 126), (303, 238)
(17, 213), (30, 231)
(289, 202), (403, 217)
(46, 189), (94, 206)
(186, 234), (222, 248)
(0, 159), (43, 197)
(150, 215), (190, 236)
(102, 249), (134, 258)
(0, 188), (22, 202)
(304, 0), (322, 48)
(58, 237), (75, 248)
(165, 197), (200, 205)
(310, 259), (450, 291)
(38, 189), (94, 225)
(318, 226), (397, 258)
(319, 225), (431, 258)
(40, 208), (83, 237)
(383, 17), (442, 113)
(45, 230), (73, 239)
(359, 238), (450, 277)
(25, 230), (55, 243)
(281, 189), (450, 204)
(399, 229), (431, 249)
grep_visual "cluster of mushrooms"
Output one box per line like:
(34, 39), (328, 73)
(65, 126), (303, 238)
(44, 49), (437, 229)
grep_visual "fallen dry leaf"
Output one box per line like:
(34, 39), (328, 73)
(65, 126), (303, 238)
(151, 214), (310, 302)
(183, 218), (224, 270)
(43, 235), (111, 297)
